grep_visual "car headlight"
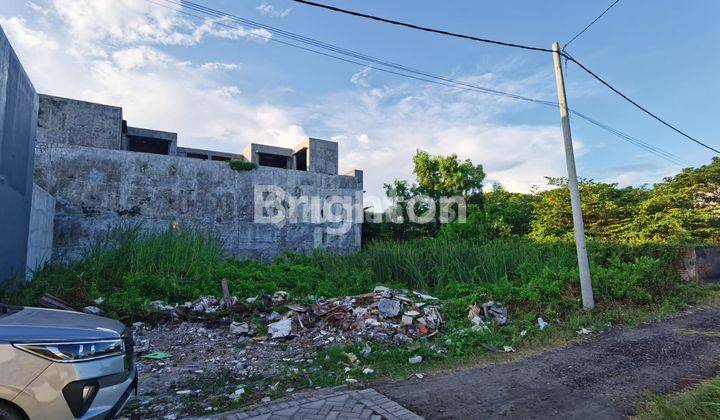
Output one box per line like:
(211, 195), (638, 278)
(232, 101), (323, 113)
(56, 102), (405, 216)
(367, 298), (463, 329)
(13, 339), (124, 362)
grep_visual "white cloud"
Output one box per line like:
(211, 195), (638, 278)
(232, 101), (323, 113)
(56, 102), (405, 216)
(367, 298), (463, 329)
(50, 0), (270, 46)
(0, 16), (57, 49)
(350, 66), (371, 87)
(256, 3), (292, 18)
(1, 0), (592, 201)
(26, 1), (49, 15)
(200, 62), (241, 71)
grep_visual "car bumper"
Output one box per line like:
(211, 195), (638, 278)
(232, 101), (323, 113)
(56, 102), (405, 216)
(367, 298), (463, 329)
(13, 355), (137, 420)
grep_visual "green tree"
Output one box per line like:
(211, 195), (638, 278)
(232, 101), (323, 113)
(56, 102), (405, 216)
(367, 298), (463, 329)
(412, 150), (486, 205)
(530, 178), (646, 241)
(484, 184), (537, 237)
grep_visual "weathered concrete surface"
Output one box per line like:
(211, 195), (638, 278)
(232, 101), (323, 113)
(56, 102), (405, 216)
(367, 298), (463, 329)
(305, 137), (338, 175)
(33, 143), (362, 262)
(376, 308), (720, 419)
(680, 247), (720, 283)
(26, 183), (55, 278)
(36, 94), (122, 150)
(0, 26), (38, 282)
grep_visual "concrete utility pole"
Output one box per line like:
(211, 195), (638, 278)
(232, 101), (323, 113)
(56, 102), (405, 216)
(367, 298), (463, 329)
(551, 42), (595, 310)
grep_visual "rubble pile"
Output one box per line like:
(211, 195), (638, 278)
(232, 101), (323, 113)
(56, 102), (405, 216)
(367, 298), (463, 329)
(146, 287), (445, 345)
(127, 287), (445, 419)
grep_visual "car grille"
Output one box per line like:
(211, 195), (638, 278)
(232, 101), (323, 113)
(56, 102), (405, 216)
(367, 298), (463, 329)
(121, 328), (134, 371)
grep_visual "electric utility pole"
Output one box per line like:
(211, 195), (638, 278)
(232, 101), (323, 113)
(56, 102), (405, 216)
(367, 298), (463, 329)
(552, 42), (595, 310)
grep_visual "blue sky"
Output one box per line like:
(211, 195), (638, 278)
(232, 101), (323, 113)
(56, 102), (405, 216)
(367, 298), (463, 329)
(1, 0), (718, 201)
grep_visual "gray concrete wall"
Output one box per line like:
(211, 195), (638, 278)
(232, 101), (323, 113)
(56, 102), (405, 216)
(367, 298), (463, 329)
(33, 142), (362, 262)
(0, 27), (38, 282)
(307, 138), (338, 175)
(680, 247), (720, 283)
(26, 183), (55, 278)
(37, 94), (122, 150)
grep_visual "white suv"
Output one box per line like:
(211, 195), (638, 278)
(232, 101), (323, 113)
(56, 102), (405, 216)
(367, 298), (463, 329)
(0, 304), (137, 419)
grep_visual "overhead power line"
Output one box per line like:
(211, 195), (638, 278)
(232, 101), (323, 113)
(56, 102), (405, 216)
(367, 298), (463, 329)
(564, 0), (621, 48)
(291, 0), (553, 53)
(291, 0), (718, 155)
(144, 0), (687, 165)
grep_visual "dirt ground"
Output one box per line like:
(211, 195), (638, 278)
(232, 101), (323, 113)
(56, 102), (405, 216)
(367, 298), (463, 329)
(374, 307), (720, 419)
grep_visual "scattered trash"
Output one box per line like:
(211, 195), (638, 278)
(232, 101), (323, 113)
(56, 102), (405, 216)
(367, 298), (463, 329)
(230, 388), (245, 400)
(537, 317), (550, 331)
(132, 321), (144, 329)
(288, 303), (306, 313)
(470, 316), (489, 332)
(286, 388), (294, 393)
(467, 303), (481, 321)
(246, 297), (257, 304)
(345, 378), (358, 384)
(360, 342), (372, 356)
(482, 343), (501, 353)
(83, 306), (103, 315)
(150, 300), (175, 312)
(415, 373), (424, 379)
(482, 301), (508, 325)
(408, 355), (423, 364)
(134, 339), (150, 354)
(413, 291), (438, 301)
(373, 286), (390, 293)
(176, 390), (192, 395)
(577, 327), (592, 335)
(343, 352), (358, 364)
(268, 318), (292, 338)
(261, 397), (271, 403)
(92, 297), (105, 305)
(267, 311), (282, 321)
(144, 351), (173, 360)
(502, 346), (515, 353)
(272, 291), (290, 304)
(520, 329), (527, 337)
(363, 368), (374, 375)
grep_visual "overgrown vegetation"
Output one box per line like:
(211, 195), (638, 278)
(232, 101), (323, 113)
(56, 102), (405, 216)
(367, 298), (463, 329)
(2, 226), (706, 327)
(636, 375), (720, 420)
(228, 160), (257, 171)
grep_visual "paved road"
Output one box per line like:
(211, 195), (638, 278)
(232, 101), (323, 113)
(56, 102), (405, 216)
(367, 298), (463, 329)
(375, 307), (720, 419)
(205, 388), (422, 420)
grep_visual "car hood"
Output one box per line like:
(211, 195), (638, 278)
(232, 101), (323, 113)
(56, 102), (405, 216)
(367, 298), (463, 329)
(0, 306), (126, 342)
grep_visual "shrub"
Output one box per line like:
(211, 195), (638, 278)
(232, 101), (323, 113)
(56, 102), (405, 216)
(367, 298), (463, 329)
(229, 160), (257, 171)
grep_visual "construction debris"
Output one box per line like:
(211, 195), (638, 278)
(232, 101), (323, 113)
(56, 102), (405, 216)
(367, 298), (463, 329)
(268, 318), (292, 338)
(408, 355), (423, 364)
(38, 293), (75, 311)
(83, 306), (103, 315)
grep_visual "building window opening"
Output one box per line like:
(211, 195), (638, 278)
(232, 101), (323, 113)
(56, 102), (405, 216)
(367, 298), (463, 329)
(211, 155), (231, 161)
(258, 153), (289, 169)
(186, 152), (208, 160)
(127, 136), (169, 155)
(294, 148), (308, 171)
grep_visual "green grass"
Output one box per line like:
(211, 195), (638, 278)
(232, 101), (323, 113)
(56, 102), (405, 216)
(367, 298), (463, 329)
(2, 227), (707, 325)
(636, 376), (720, 420)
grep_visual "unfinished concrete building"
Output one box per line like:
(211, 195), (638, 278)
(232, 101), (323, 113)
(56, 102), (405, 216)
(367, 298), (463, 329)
(32, 94), (363, 263)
